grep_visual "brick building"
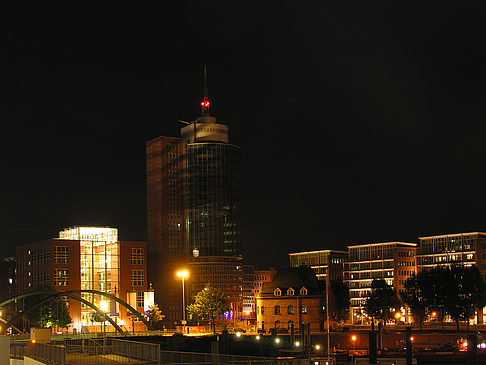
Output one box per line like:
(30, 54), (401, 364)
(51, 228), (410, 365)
(16, 227), (148, 333)
(256, 267), (325, 333)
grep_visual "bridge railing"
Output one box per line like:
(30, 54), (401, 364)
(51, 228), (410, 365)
(27, 342), (65, 365)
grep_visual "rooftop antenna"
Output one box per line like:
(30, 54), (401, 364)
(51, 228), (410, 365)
(200, 65), (210, 117)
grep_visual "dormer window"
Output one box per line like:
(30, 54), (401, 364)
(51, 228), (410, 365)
(274, 288), (282, 296)
(300, 287), (308, 296)
(287, 288), (294, 296)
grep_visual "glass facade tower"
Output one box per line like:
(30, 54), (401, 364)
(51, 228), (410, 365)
(185, 143), (241, 258)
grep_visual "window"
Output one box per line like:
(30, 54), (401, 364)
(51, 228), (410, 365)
(287, 288), (294, 296)
(275, 320), (281, 329)
(301, 304), (307, 314)
(288, 305), (294, 314)
(300, 287), (308, 296)
(275, 305), (280, 315)
(261, 306), (264, 315)
(274, 288), (281, 296)
(54, 246), (68, 264)
(54, 269), (69, 286)
(136, 291), (144, 308)
(130, 248), (144, 265)
(288, 320), (294, 330)
(131, 270), (144, 287)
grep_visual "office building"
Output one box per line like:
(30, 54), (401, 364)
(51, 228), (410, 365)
(146, 74), (243, 324)
(16, 226), (148, 332)
(289, 250), (348, 281)
(344, 242), (417, 324)
(417, 232), (486, 274)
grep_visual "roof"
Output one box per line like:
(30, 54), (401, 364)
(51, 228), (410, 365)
(418, 232), (486, 240)
(347, 241), (417, 249)
(261, 267), (323, 296)
(288, 249), (348, 256)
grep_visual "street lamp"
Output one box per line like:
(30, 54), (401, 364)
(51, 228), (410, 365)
(352, 335), (357, 355)
(176, 270), (189, 325)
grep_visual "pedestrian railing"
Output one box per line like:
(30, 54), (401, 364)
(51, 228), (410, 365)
(27, 342), (65, 365)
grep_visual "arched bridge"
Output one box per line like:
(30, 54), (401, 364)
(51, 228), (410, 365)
(0, 289), (150, 334)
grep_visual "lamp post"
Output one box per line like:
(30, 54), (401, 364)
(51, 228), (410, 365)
(176, 270), (189, 327)
(352, 335), (357, 356)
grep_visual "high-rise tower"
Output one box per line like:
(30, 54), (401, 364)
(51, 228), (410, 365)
(146, 69), (243, 325)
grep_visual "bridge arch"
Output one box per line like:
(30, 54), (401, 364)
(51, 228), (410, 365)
(0, 289), (150, 334)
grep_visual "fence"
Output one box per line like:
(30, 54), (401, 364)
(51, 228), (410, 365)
(62, 337), (160, 364)
(27, 342), (66, 364)
(159, 350), (319, 364)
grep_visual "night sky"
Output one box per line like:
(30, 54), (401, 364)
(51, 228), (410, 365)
(1, 3), (486, 269)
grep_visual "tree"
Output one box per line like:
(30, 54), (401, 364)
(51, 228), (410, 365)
(330, 279), (350, 323)
(400, 274), (427, 329)
(402, 266), (486, 331)
(24, 286), (72, 329)
(443, 266), (486, 331)
(89, 311), (106, 326)
(187, 286), (229, 333)
(145, 303), (164, 329)
(364, 280), (401, 325)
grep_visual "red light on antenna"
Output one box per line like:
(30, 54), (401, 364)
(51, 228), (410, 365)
(200, 101), (205, 106)
(205, 101), (210, 107)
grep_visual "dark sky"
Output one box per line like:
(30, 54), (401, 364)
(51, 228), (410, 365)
(1, 2), (486, 269)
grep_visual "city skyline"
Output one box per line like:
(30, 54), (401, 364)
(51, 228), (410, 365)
(2, 3), (486, 269)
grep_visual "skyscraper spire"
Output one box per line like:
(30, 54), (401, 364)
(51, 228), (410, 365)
(200, 65), (210, 117)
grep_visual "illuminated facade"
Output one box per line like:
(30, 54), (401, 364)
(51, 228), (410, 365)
(417, 232), (486, 272)
(289, 250), (348, 281)
(344, 242), (417, 324)
(16, 227), (148, 333)
(417, 232), (486, 324)
(256, 267), (325, 333)
(146, 77), (243, 325)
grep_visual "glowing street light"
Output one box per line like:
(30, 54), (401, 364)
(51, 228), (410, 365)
(275, 338), (280, 344)
(100, 301), (109, 313)
(176, 270), (189, 324)
(352, 335), (357, 355)
(315, 344), (321, 350)
(295, 341), (300, 347)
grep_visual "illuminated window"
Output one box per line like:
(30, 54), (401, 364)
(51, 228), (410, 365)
(136, 291), (144, 308)
(274, 305), (280, 315)
(287, 288), (294, 296)
(274, 288), (281, 296)
(288, 305), (294, 314)
(301, 304), (307, 314)
(54, 246), (69, 264)
(275, 320), (281, 328)
(300, 287), (308, 296)
(261, 306), (264, 315)
(130, 248), (144, 265)
(54, 269), (69, 286)
(131, 270), (144, 287)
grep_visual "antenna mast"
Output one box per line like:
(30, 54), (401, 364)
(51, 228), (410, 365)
(200, 65), (210, 117)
